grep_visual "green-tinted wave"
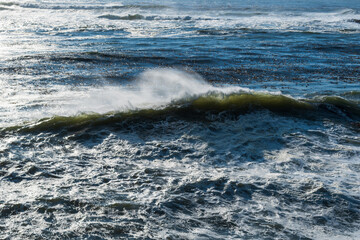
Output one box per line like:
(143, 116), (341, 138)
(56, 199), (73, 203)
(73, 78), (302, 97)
(191, 93), (313, 112)
(2, 92), (360, 134)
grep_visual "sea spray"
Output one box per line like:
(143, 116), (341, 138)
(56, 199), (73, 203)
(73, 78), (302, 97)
(68, 68), (221, 114)
(0, 68), (248, 128)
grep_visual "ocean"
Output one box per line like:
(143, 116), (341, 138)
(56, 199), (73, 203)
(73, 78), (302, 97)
(0, 0), (360, 239)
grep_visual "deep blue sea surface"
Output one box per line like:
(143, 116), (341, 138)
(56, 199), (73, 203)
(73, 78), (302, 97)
(0, 0), (360, 239)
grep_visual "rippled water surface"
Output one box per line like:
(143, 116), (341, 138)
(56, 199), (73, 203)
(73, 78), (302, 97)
(0, 0), (360, 239)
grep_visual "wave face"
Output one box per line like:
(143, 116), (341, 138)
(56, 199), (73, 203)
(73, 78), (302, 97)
(1, 1), (360, 240)
(1, 68), (359, 131)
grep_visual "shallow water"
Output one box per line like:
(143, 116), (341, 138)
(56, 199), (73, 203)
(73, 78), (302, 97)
(0, 0), (360, 239)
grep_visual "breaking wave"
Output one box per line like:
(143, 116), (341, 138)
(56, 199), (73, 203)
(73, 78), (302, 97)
(2, 69), (359, 133)
(5, 93), (359, 133)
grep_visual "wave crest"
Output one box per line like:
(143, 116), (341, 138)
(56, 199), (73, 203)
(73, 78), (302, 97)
(4, 92), (360, 134)
(1, 68), (359, 133)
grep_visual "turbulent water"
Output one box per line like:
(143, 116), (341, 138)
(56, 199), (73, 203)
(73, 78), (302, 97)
(1, 0), (360, 239)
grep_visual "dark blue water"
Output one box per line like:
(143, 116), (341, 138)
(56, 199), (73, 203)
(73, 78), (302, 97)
(0, 0), (360, 239)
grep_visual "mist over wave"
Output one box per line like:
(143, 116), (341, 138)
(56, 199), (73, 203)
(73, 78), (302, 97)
(0, 68), (249, 127)
(1, 68), (359, 135)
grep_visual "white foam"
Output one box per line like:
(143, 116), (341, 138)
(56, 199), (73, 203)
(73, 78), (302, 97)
(65, 68), (247, 113)
(1, 1), (359, 42)
(0, 68), (248, 127)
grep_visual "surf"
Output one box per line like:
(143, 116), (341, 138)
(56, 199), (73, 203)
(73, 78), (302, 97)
(0, 70), (358, 134)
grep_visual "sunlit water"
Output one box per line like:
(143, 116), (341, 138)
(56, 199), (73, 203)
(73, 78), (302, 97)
(0, 1), (360, 239)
